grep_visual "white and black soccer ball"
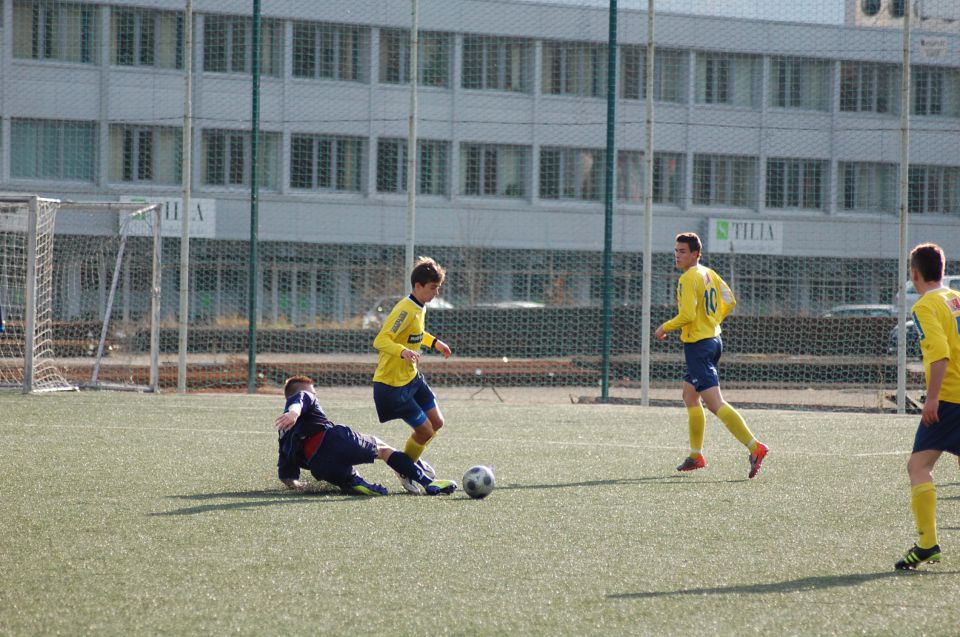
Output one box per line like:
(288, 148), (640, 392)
(462, 465), (495, 499)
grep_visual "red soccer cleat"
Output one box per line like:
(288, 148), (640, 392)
(748, 442), (769, 479)
(676, 455), (706, 472)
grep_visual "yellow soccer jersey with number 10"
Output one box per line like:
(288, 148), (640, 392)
(662, 264), (736, 343)
(912, 287), (960, 403)
(372, 295), (438, 387)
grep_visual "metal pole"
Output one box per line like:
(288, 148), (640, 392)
(640, 0), (655, 407)
(178, 0), (193, 393)
(896, 1), (912, 414)
(405, 0), (419, 277)
(150, 204), (162, 392)
(248, 0), (262, 394)
(23, 196), (39, 392)
(600, 0), (618, 401)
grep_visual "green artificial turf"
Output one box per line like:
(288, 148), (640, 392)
(1, 392), (958, 635)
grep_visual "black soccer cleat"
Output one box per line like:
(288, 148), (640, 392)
(895, 544), (942, 570)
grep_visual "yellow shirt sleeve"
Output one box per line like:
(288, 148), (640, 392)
(915, 303), (950, 364)
(373, 303), (413, 358)
(423, 332), (437, 349)
(715, 274), (736, 323)
(662, 270), (699, 333)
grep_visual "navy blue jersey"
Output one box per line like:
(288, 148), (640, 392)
(277, 391), (334, 480)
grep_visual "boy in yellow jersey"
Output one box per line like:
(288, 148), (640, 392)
(372, 256), (453, 495)
(895, 243), (960, 569)
(655, 232), (769, 478)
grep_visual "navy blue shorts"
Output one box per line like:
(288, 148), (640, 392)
(308, 425), (378, 486)
(373, 373), (436, 427)
(683, 337), (722, 393)
(912, 401), (960, 456)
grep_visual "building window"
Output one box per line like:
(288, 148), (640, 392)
(112, 8), (183, 69)
(769, 57), (831, 111)
(13, 1), (97, 64)
(693, 154), (757, 208)
(766, 158), (827, 210)
(909, 165), (960, 214)
(913, 67), (960, 117)
(862, 0), (881, 16)
(292, 22), (368, 82)
(542, 41), (608, 98)
(109, 125), (182, 184)
(616, 151), (684, 205)
(839, 162), (896, 213)
(379, 29), (452, 88)
(203, 15), (282, 77)
(376, 139), (449, 196)
(462, 35), (532, 93)
(460, 144), (529, 198)
(695, 53), (760, 107)
(891, 0), (905, 18)
(290, 135), (364, 192)
(539, 147), (604, 201)
(10, 119), (97, 181)
(620, 47), (686, 103)
(840, 62), (898, 114)
(202, 129), (280, 189)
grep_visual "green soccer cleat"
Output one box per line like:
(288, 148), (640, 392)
(344, 477), (388, 496)
(424, 479), (458, 496)
(895, 544), (942, 570)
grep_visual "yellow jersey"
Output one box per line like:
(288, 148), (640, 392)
(911, 287), (960, 403)
(662, 264), (736, 343)
(372, 294), (438, 387)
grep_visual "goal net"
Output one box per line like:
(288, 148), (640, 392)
(0, 196), (162, 392)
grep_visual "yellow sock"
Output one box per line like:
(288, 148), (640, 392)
(911, 482), (938, 549)
(403, 436), (427, 463)
(716, 404), (756, 450)
(687, 405), (706, 457)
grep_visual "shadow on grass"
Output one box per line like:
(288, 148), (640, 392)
(499, 475), (747, 492)
(152, 488), (370, 516)
(608, 570), (960, 600)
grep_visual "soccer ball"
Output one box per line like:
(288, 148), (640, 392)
(462, 465), (495, 499)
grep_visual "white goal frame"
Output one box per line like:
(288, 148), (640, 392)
(0, 195), (162, 393)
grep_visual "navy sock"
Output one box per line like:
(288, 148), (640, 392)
(386, 451), (429, 486)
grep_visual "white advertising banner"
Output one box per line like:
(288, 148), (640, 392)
(119, 197), (217, 238)
(708, 219), (784, 255)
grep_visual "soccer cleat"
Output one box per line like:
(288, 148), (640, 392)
(895, 544), (942, 570)
(396, 472), (422, 495)
(345, 477), (388, 496)
(748, 442), (769, 479)
(676, 455), (706, 472)
(424, 479), (458, 496)
(417, 458), (437, 480)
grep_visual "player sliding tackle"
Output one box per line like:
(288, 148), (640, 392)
(275, 376), (457, 496)
(655, 232), (769, 479)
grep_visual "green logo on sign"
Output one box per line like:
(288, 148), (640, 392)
(716, 220), (729, 240)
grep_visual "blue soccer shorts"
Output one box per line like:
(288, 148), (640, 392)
(373, 373), (437, 427)
(912, 400), (960, 456)
(682, 337), (722, 393)
(308, 425), (378, 486)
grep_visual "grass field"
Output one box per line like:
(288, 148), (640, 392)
(2, 391), (959, 636)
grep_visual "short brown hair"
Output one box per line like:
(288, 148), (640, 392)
(284, 375), (314, 398)
(910, 243), (945, 283)
(675, 232), (702, 254)
(411, 256), (446, 288)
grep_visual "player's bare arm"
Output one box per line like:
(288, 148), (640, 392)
(434, 339), (452, 358)
(275, 405), (301, 432)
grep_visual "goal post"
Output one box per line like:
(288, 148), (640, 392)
(0, 195), (162, 393)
